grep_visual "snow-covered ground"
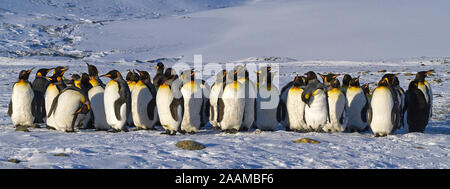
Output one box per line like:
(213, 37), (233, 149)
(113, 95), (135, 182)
(0, 0), (449, 169)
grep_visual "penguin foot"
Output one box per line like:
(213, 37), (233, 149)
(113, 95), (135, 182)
(108, 129), (121, 133)
(239, 127), (249, 132)
(213, 126), (221, 130)
(223, 129), (238, 134)
(179, 130), (187, 135)
(45, 125), (56, 130)
(188, 131), (196, 134)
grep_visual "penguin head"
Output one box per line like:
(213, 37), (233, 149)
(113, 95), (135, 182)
(305, 71), (317, 82)
(342, 74), (352, 87)
(378, 77), (390, 87)
(36, 68), (53, 77)
(319, 73), (340, 84)
(100, 70), (122, 80)
(163, 68), (178, 82)
(53, 66), (68, 77)
(18, 68), (34, 81)
(362, 83), (370, 94)
(136, 70), (151, 81)
(215, 69), (227, 83)
(79, 73), (93, 91)
(408, 80), (419, 91)
(349, 77), (361, 87)
(70, 74), (81, 88)
(180, 69), (194, 83)
(156, 62), (165, 73)
(330, 78), (341, 89)
(86, 62), (99, 77)
(415, 70), (433, 82)
(382, 73), (400, 87)
(293, 76), (307, 87)
(130, 71), (140, 82)
(234, 65), (247, 81)
(125, 70), (133, 82)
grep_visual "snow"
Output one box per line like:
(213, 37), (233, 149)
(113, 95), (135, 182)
(0, 0), (449, 169)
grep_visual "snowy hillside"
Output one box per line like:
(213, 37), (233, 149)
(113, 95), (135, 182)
(0, 0), (449, 169)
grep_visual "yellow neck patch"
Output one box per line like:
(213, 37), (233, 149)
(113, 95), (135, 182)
(89, 77), (99, 87)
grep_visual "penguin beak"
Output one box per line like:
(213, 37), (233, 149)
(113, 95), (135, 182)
(100, 74), (111, 78)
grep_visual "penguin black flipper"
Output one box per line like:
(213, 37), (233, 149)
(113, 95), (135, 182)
(276, 101), (282, 123)
(8, 99), (12, 117)
(31, 95), (37, 117)
(48, 93), (62, 118)
(368, 105), (373, 126)
(114, 97), (126, 121)
(170, 97), (183, 122)
(217, 98), (225, 123)
(147, 98), (157, 121)
(361, 95), (369, 123)
(210, 105), (215, 122)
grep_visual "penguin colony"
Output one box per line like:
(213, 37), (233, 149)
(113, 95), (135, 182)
(8, 63), (434, 137)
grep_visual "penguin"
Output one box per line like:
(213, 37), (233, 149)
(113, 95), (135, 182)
(9, 68), (36, 127)
(209, 70), (226, 130)
(131, 70), (158, 130)
(86, 62), (105, 88)
(414, 70), (433, 119)
(319, 73), (340, 90)
(45, 67), (68, 129)
(178, 69), (203, 134)
(32, 68), (53, 123)
(286, 76), (307, 132)
(368, 77), (399, 137)
(67, 74), (81, 88)
(381, 74), (403, 129)
(126, 70), (139, 127)
(279, 76), (295, 129)
(361, 84), (372, 103)
(255, 66), (281, 131)
(323, 78), (348, 132)
(235, 65), (256, 131)
(87, 68), (110, 131)
(403, 80), (429, 133)
(301, 72), (329, 132)
(101, 70), (131, 132)
(156, 69), (183, 135)
(346, 77), (369, 132)
(153, 62), (165, 89)
(47, 74), (91, 132)
(218, 69), (246, 133)
(199, 79), (211, 128)
(341, 74), (352, 95)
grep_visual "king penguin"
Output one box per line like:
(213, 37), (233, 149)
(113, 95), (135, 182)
(47, 73), (92, 132)
(179, 69), (203, 134)
(131, 70), (158, 130)
(286, 76), (307, 132)
(153, 62), (165, 89)
(302, 71), (329, 132)
(45, 67), (68, 129)
(209, 70), (226, 130)
(255, 66), (281, 131)
(235, 65), (256, 131)
(319, 73), (340, 90)
(403, 80), (429, 133)
(341, 74), (352, 95)
(87, 63), (110, 130)
(218, 69), (245, 133)
(156, 68), (183, 135)
(279, 75), (295, 130)
(9, 68), (36, 127)
(323, 78), (348, 132)
(414, 70), (433, 120)
(32, 68), (53, 123)
(101, 70), (131, 132)
(381, 74), (403, 129)
(345, 77), (369, 132)
(368, 77), (399, 137)
(126, 70), (139, 127)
